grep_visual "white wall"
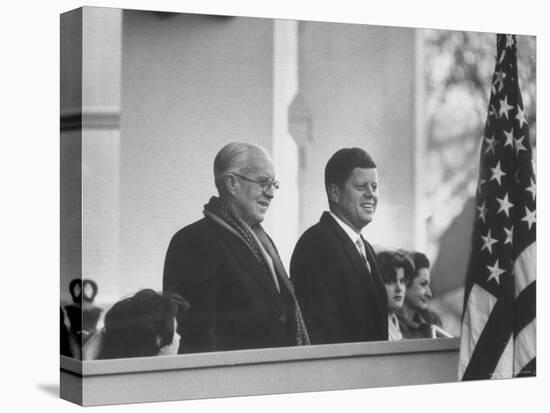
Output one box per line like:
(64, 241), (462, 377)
(68, 8), (420, 306)
(292, 21), (417, 249)
(61, 7), (123, 305)
(118, 12), (275, 298)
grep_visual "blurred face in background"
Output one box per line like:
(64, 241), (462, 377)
(83, 282), (94, 301)
(405, 268), (432, 312)
(385, 267), (406, 313)
(73, 284), (81, 299)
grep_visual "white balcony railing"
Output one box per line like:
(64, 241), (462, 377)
(61, 337), (460, 406)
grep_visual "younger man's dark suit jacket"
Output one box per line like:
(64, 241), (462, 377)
(290, 212), (388, 344)
(163, 217), (298, 353)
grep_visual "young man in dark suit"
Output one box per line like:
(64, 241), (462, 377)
(290, 147), (388, 344)
(163, 142), (309, 353)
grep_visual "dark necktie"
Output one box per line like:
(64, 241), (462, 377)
(355, 237), (371, 273)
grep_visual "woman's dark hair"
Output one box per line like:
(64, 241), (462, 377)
(376, 250), (414, 284)
(324, 148), (376, 196)
(99, 289), (189, 359)
(412, 251), (430, 272)
(398, 250), (430, 286)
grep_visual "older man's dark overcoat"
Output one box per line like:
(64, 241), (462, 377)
(163, 217), (298, 353)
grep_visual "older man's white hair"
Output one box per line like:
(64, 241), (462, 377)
(213, 142), (271, 194)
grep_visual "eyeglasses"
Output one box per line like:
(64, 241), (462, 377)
(231, 173), (280, 193)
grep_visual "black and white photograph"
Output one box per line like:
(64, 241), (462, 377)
(3, 0), (547, 412)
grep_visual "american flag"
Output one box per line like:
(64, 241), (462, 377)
(458, 34), (536, 380)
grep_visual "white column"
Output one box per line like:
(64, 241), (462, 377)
(267, 19), (300, 270)
(414, 29), (428, 253)
(81, 7), (122, 308)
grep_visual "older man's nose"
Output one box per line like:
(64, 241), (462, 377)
(264, 185), (275, 198)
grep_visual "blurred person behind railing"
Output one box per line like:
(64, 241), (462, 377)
(376, 250), (414, 341)
(60, 307), (80, 358)
(83, 289), (189, 360)
(397, 251), (452, 339)
(64, 278), (103, 346)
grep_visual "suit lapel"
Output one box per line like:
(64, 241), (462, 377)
(320, 213), (372, 290)
(362, 236), (387, 311)
(258, 229), (296, 296)
(343, 237), (373, 284)
(213, 222), (283, 305)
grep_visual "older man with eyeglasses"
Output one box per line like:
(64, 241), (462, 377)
(163, 142), (309, 353)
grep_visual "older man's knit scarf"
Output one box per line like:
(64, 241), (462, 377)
(203, 196), (310, 346)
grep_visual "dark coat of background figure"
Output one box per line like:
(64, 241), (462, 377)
(398, 308), (443, 339)
(291, 212), (388, 344)
(163, 217), (300, 353)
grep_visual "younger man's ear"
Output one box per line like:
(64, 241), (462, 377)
(327, 183), (340, 205)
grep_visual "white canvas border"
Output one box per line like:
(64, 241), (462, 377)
(2, 0), (546, 412)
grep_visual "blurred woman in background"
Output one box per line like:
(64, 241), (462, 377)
(397, 251), (450, 339)
(376, 250), (414, 341)
(84, 289), (189, 359)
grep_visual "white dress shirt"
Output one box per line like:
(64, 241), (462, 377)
(329, 212), (371, 272)
(388, 313), (403, 341)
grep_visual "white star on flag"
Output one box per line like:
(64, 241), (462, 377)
(484, 134), (497, 155)
(514, 136), (526, 156)
(496, 193), (514, 217)
(526, 178), (536, 201)
(515, 105), (527, 128)
(499, 95), (513, 119)
(486, 259), (506, 285)
(522, 207), (536, 230)
(490, 161), (507, 186)
(503, 226), (513, 245)
(477, 201), (488, 223)
(503, 128), (514, 147)
(481, 229), (498, 254)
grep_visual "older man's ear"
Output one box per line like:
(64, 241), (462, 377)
(223, 174), (239, 196)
